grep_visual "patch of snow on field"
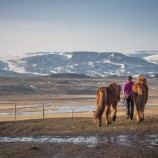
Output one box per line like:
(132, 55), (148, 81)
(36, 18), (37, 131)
(30, 85), (36, 89)
(0, 134), (157, 147)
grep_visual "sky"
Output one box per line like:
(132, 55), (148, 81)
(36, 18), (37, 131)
(0, 0), (158, 55)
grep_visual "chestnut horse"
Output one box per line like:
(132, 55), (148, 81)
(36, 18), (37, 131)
(132, 76), (148, 123)
(94, 82), (121, 127)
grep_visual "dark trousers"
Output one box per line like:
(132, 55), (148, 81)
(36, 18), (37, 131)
(126, 96), (134, 119)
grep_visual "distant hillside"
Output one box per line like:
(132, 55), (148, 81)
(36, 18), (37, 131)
(0, 51), (158, 77)
(128, 51), (158, 58)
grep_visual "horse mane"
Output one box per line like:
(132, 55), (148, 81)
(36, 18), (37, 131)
(132, 76), (148, 94)
(137, 76), (147, 84)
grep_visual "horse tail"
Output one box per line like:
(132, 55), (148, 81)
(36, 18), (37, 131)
(143, 85), (148, 105)
(131, 83), (139, 102)
(94, 88), (106, 120)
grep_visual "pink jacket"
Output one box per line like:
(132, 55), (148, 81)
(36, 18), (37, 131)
(124, 81), (134, 96)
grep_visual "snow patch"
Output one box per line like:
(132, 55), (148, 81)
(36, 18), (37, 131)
(144, 54), (158, 65)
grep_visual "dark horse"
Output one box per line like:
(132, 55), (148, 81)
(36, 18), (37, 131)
(94, 82), (121, 127)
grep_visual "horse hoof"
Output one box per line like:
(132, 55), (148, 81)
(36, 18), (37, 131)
(112, 115), (116, 122)
(106, 122), (111, 125)
(137, 119), (141, 123)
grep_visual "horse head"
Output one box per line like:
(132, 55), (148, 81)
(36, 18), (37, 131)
(137, 76), (147, 84)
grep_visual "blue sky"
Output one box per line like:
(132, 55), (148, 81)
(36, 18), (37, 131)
(0, 0), (158, 55)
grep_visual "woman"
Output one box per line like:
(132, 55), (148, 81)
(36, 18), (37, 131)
(124, 76), (134, 120)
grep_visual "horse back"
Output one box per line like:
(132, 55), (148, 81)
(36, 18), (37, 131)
(132, 83), (148, 104)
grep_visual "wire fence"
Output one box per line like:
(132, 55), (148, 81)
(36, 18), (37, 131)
(0, 103), (95, 121)
(0, 96), (156, 122)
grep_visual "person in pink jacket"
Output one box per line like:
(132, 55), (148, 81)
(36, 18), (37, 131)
(124, 76), (134, 120)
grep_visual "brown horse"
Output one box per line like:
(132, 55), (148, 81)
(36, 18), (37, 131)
(132, 76), (148, 123)
(94, 82), (121, 127)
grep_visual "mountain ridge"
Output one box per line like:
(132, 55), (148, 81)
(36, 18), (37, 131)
(0, 51), (158, 77)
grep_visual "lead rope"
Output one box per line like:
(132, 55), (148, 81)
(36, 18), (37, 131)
(118, 97), (126, 107)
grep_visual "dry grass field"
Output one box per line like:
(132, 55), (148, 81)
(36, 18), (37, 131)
(0, 76), (158, 157)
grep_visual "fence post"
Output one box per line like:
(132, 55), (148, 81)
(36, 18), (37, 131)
(43, 105), (45, 118)
(72, 109), (73, 118)
(15, 104), (16, 121)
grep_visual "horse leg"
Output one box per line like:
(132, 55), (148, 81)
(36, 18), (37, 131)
(112, 102), (117, 122)
(135, 95), (143, 123)
(140, 104), (145, 121)
(140, 111), (144, 121)
(98, 117), (102, 127)
(93, 111), (103, 127)
(135, 103), (141, 123)
(105, 106), (111, 125)
(108, 110), (111, 124)
(136, 111), (141, 123)
(140, 96), (146, 121)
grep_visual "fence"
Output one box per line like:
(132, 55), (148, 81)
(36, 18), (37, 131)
(0, 102), (95, 121)
(0, 96), (156, 122)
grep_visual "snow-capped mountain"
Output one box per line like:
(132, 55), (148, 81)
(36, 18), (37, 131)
(0, 51), (158, 77)
(128, 51), (158, 58)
